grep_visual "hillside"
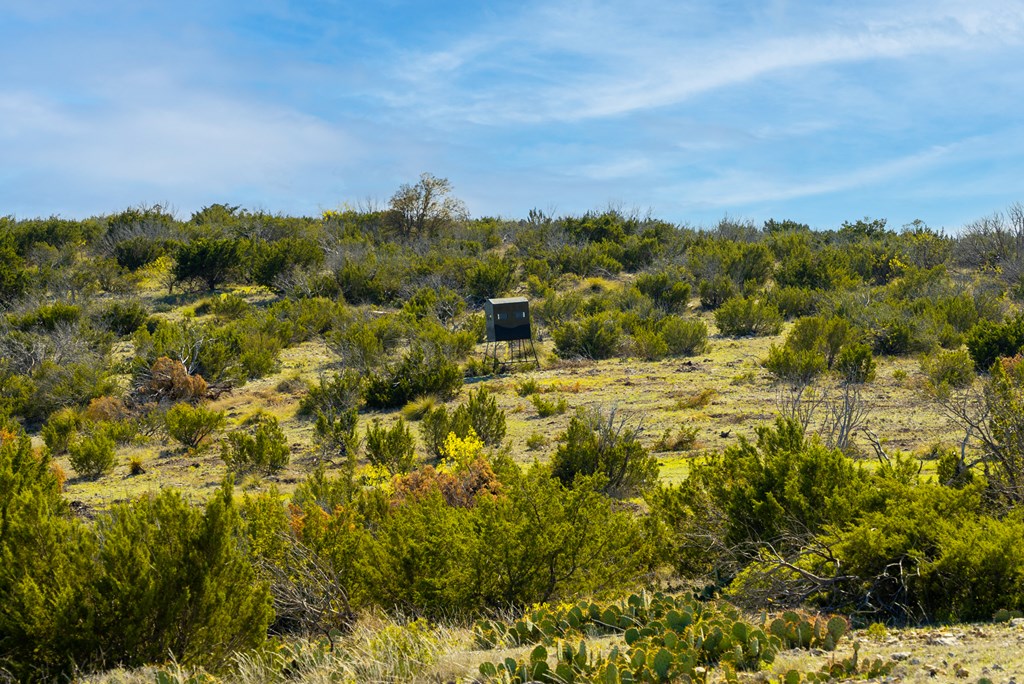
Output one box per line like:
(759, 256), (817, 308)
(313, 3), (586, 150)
(5, 204), (1024, 681)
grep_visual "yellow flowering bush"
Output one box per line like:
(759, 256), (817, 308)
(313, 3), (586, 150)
(440, 428), (484, 472)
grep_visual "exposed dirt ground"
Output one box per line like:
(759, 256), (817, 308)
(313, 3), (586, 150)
(58, 302), (966, 513)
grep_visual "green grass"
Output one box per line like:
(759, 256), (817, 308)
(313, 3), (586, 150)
(61, 301), (963, 507)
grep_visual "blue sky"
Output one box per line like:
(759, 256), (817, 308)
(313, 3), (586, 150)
(2, 0), (1023, 230)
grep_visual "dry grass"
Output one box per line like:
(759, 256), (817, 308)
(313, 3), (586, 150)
(768, 622), (1024, 683)
(78, 617), (1024, 683)
(79, 614), (483, 684)
(62, 304), (964, 509)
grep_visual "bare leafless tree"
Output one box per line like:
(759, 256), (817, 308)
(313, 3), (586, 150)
(728, 535), (858, 611)
(953, 203), (1024, 284)
(930, 364), (1024, 505)
(387, 173), (468, 240)
(775, 378), (868, 453)
(259, 535), (355, 649)
(774, 380), (823, 432)
(819, 382), (868, 452)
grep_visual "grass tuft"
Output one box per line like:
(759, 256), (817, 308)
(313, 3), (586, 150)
(401, 395), (441, 421)
(530, 394), (568, 417)
(674, 388), (718, 410)
(654, 425), (699, 452)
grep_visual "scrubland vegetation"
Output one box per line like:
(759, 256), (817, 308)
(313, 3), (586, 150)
(6, 177), (1024, 681)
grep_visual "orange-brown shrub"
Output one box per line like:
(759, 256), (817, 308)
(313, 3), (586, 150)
(84, 396), (130, 422)
(144, 357), (207, 401)
(50, 460), (67, 490)
(391, 457), (502, 508)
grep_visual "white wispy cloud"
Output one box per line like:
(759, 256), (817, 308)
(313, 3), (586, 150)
(667, 129), (1024, 211)
(388, 0), (1024, 125)
(0, 75), (360, 214)
(2, 0), (1023, 225)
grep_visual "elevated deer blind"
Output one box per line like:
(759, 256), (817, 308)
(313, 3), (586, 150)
(483, 297), (538, 366)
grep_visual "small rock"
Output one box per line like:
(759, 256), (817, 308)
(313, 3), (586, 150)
(891, 652), (912, 661)
(910, 658), (921, 665)
(1011, 618), (1024, 627)
(928, 635), (959, 646)
(993, 663), (1005, 671)
(953, 662), (969, 678)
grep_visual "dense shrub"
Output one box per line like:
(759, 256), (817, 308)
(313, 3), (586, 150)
(714, 297), (783, 337)
(403, 285), (466, 327)
(221, 413), (290, 474)
(328, 319), (389, 373)
(313, 406), (359, 461)
(533, 289), (583, 328)
(421, 406), (471, 460)
(279, 456), (655, 618)
(651, 419), (867, 577)
(787, 485), (1024, 622)
(96, 300), (150, 336)
(871, 318), (915, 355)
(550, 408), (658, 498)
(938, 287), (1004, 334)
(0, 432), (271, 678)
(0, 235), (29, 304)
(250, 237), (324, 291)
(418, 387), (507, 459)
(173, 237), (244, 290)
(371, 467), (654, 615)
(132, 318), (268, 385)
(465, 254), (517, 300)
(835, 342), (876, 383)
(236, 331), (283, 379)
(775, 245), (854, 291)
(68, 431), (117, 478)
(921, 348), (975, 389)
(415, 319), (477, 362)
(41, 407), (82, 454)
(552, 311), (623, 359)
(635, 270), (691, 313)
(299, 370), (363, 417)
(165, 402), (225, 449)
(697, 274), (738, 310)
(12, 302), (82, 331)
(114, 235), (167, 271)
(90, 483), (272, 668)
(0, 430), (87, 680)
(630, 326), (669, 360)
(202, 293), (250, 320)
(763, 344), (826, 384)
(25, 360), (118, 425)
(458, 386), (507, 447)
(766, 285), (818, 319)
(365, 346), (463, 409)
(365, 417), (417, 475)
(966, 314), (1024, 370)
(659, 316), (709, 356)
(94, 417), (141, 446)
(785, 315), (857, 369)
